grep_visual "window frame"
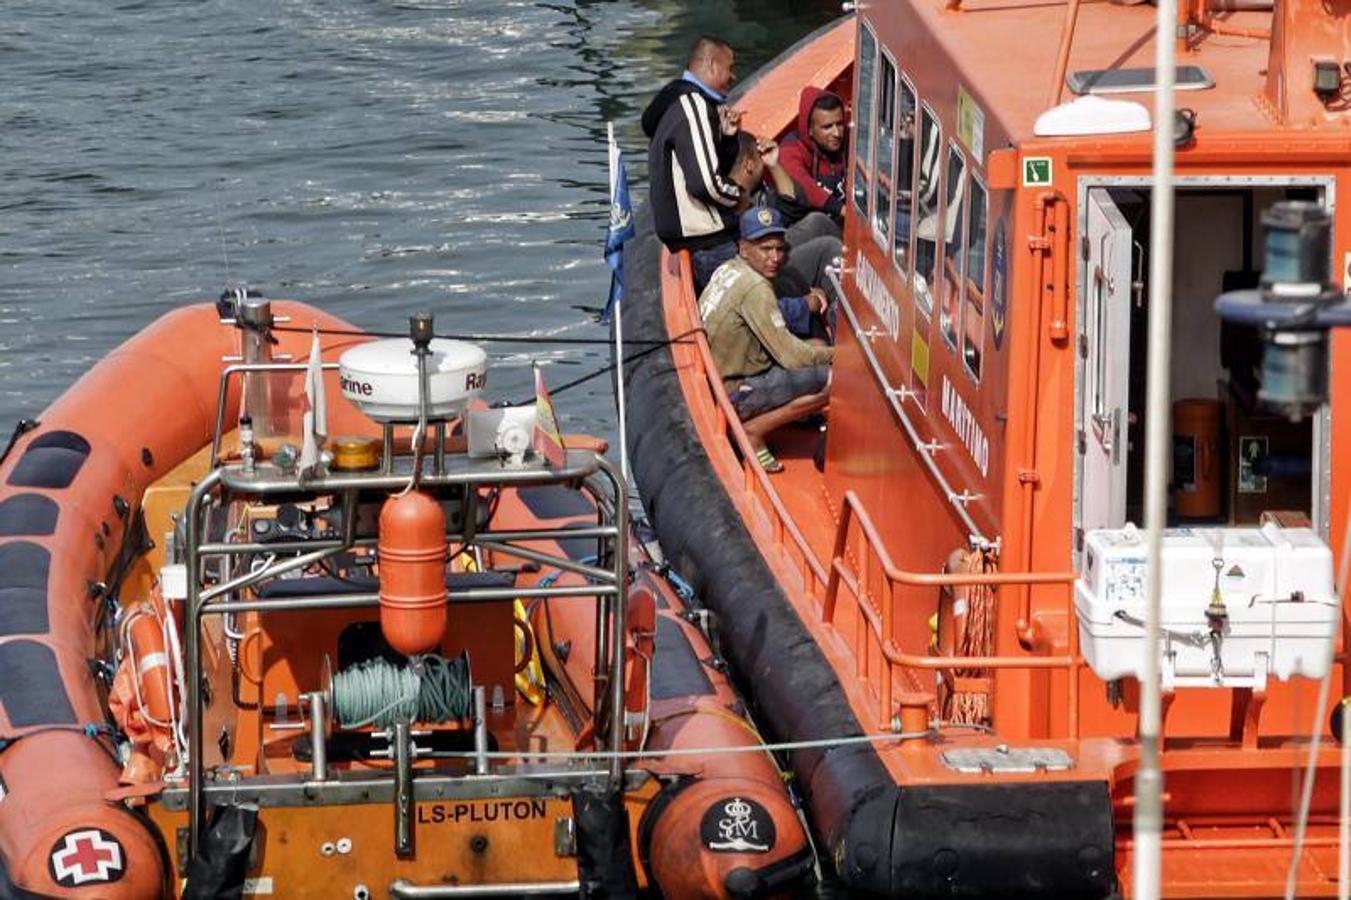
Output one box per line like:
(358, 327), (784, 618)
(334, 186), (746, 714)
(851, 22), (880, 221)
(871, 49), (899, 251)
(892, 73), (919, 282)
(938, 139), (967, 352)
(962, 175), (989, 383)
(912, 101), (943, 324)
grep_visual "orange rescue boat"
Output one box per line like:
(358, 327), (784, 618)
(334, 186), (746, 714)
(0, 295), (812, 897)
(625, 8), (1351, 897)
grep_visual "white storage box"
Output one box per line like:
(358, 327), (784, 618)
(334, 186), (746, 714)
(1075, 523), (1338, 688)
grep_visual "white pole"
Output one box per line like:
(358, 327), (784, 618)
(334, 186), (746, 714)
(607, 121), (631, 487)
(1133, 4), (1177, 899)
(1340, 706), (1350, 900)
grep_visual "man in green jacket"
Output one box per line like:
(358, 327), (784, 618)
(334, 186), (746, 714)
(699, 207), (832, 473)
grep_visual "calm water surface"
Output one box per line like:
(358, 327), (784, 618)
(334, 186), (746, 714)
(2, 0), (839, 444)
(3, 3), (846, 891)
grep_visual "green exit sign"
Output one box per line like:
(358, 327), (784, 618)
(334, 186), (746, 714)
(1023, 157), (1053, 186)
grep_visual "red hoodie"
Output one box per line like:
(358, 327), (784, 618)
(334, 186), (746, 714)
(778, 86), (848, 212)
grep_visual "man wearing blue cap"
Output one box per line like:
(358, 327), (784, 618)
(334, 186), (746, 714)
(699, 207), (833, 473)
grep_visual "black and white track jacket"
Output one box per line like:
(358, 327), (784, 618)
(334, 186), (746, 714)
(645, 81), (742, 253)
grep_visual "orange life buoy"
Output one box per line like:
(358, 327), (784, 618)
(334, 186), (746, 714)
(126, 608), (174, 728)
(109, 590), (181, 783)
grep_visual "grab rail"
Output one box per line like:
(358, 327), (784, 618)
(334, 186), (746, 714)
(826, 269), (990, 542)
(209, 361), (341, 467)
(824, 488), (1081, 731)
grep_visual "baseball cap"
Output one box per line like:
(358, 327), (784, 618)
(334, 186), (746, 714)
(739, 206), (787, 241)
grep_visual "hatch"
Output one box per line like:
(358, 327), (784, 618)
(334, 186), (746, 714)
(1067, 65), (1215, 95)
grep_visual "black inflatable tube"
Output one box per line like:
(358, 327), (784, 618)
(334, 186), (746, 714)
(621, 195), (903, 893)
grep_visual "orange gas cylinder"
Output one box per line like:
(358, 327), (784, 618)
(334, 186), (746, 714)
(378, 490), (448, 656)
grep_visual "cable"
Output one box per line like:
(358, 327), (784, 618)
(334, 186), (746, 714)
(271, 322), (695, 349)
(0, 723), (117, 755)
(1284, 502), (1351, 899)
(424, 721), (991, 762)
(501, 327), (703, 406)
(268, 322), (702, 406)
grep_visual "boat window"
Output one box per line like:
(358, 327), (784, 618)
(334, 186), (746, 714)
(872, 52), (897, 248)
(893, 76), (917, 276)
(913, 104), (941, 320)
(939, 142), (966, 351)
(963, 178), (988, 381)
(852, 24), (878, 217)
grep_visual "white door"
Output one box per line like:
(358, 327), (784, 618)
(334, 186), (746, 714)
(1079, 189), (1134, 538)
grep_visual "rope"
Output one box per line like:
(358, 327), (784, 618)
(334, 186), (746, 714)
(538, 555), (599, 589)
(270, 322), (695, 349)
(506, 329), (702, 406)
(644, 561), (695, 601)
(426, 721), (991, 762)
(264, 322), (702, 406)
(331, 654), (472, 729)
(937, 548), (997, 726)
(0, 723), (116, 754)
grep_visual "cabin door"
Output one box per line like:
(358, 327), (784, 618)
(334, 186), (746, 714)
(1079, 189), (1133, 536)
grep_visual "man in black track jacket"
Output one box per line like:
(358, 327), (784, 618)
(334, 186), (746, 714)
(644, 37), (744, 263)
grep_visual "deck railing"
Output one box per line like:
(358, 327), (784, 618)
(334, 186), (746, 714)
(667, 250), (1084, 735)
(824, 489), (1081, 733)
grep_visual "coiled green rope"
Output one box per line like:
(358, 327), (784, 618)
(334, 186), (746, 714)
(331, 653), (472, 729)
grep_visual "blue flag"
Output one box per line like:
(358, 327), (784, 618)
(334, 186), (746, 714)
(603, 124), (636, 323)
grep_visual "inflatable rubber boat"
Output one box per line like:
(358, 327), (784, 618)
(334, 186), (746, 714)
(0, 294), (811, 897)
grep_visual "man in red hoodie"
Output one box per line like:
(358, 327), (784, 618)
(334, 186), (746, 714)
(779, 87), (848, 225)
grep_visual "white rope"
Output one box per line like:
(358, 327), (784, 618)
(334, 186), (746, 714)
(161, 599), (190, 767)
(1284, 507), (1351, 899)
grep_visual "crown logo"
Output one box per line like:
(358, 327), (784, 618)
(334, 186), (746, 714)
(724, 797), (752, 819)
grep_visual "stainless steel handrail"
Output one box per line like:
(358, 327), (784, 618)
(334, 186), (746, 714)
(183, 450), (630, 855)
(389, 880), (581, 898)
(210, 361), (341, 466)
(827, 269), (990, 543)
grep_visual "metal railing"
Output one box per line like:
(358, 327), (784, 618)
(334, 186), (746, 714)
(824, 489), (1081, 733)
(668, 252), (830, 595)
(665, 250), (1083, 734)
(181, 448), (631, 855)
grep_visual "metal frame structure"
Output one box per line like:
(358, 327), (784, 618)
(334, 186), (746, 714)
(179, 358), (630, 859)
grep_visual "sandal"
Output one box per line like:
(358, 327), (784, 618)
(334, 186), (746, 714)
(755, 446), (784, 474)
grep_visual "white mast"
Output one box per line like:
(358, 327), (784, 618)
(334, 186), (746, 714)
(1133, 2), (1178, 898)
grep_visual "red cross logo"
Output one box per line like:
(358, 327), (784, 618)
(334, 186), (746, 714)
(48, 829), (124, 887)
